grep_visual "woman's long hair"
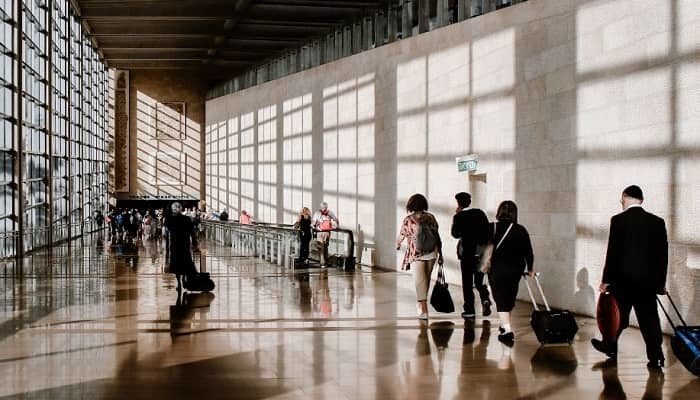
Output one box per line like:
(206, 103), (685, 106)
(496, 200), (518, 223)
(297, 207), (312, 222)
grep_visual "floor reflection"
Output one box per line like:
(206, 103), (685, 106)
(0, 236), (697, 399)
(170, 291), (216, 336)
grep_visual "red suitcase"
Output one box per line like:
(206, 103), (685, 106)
(596, 291), (621, 343)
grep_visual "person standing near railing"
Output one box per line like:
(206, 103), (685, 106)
(239, 210), (254, 225)
(312, 202), (339, 268)
(295, 207), (313, 264)
(219, 209), (229, 222)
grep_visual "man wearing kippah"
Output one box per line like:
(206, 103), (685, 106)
(592, 185), (668, 370)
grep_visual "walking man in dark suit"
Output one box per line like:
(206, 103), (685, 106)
(592, 185), (668, 370)
(451, 192), (492, 319)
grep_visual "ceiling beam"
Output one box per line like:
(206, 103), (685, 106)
(80, 1), (245, 20)
(106, 59), (252, 69)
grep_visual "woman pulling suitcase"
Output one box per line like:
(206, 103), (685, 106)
(164, 202), (210, 291)
(486, 201), (534, 345)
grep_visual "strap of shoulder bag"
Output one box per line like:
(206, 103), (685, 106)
(495, 223), (514, 250)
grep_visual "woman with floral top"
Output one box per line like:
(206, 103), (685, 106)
(396, 193), (444, 320)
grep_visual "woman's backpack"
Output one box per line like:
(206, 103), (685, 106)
(319, 212), (334, 231)
(414, 214), (438, 252)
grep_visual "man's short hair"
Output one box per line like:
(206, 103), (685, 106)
(623, 185), (644, 201)
(455, 192), (472, 208)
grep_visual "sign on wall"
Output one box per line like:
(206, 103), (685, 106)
(456, 154), (479, 173)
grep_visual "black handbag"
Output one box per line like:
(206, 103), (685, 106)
(430, 263), (455, 313)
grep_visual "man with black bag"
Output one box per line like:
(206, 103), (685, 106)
(592, 185), (668, 370)
(451, 192), (492, 320)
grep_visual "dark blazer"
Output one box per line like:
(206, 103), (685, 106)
(602, 206), (668, 294)
(451, 208), (490, 259)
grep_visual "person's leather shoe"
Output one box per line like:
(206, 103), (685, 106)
(591, 339), (617, 358)
(647, 359), (664, 370)
(498, 331), (515, 346)
(482, 300), (492, 317)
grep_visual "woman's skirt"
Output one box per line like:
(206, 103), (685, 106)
(489, 262), (523, 312)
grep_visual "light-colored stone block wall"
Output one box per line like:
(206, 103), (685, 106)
(205, 0), (700, 323)
(126, 70), (207, 199)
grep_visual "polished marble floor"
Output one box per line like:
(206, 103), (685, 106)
(0, 234), (697, 399)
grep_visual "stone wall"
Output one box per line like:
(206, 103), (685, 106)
(205, 0), (700, 323)
(118, 70), (207, 199)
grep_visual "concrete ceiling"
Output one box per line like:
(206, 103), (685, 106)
(76, 0), (390, 83)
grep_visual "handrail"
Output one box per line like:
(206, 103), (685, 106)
(200, 220), (356, 270)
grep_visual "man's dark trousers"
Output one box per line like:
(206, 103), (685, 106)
(461, 255), (490, 314)
(615, 289), (664, 362)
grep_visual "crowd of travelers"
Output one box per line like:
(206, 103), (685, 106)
(94, 182), (672, 371)
(395, 185), (670, 371)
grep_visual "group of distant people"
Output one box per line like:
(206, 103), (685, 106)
(396, 185), (669, 369)
(209, 202), (340, 268)
(294, 202), (339, 268)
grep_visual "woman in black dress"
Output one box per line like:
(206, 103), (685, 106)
(295, 207), (313, 263)
(488, 201), (534, 344)
(165, 202), (199, 290)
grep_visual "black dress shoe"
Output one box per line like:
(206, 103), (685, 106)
(647, 359), (664, 370)
(498, 331), (515, 346)
(591, 339), (617, 358)
(482, 300), (492, 317)
(498, 326), (506, 334)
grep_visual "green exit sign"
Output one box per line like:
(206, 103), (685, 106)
(456, 155), (478, 173)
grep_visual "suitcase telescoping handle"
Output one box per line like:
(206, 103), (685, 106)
(523, 272), (551, 312)
(656, 292), (687, 329)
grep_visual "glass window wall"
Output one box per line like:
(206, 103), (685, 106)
(0, 0), (108, 257)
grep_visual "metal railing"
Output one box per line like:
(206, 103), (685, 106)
(201, 220), (356, 270)
(0, 218), (107, 260)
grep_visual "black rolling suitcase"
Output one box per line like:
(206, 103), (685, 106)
(184, 252), (215, 292)
(657, 293), (700, 377)
(524, 273), (578, 345)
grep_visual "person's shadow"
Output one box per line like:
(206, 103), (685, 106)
(530, 345), (578, 377)
(430, 321), (455, 378)
(593, 360), (627, 400)
(593, 359), (666, 400)
(169, 291), (216, 337)
(671, 378), (699, 400)
(574, 267), (596, 315)
(295, 272), (312, 314)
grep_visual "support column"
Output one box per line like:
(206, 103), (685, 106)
(15, 0), (24, 259)
(47, 0), (54, 248)
(436, 0), (449, 27)
(457, 0), (467, 21)
(418, 0), (430, 33)
(401, 1), (413, 39)
(374, 11), (385, 47)
(387, 5), (398, 42)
